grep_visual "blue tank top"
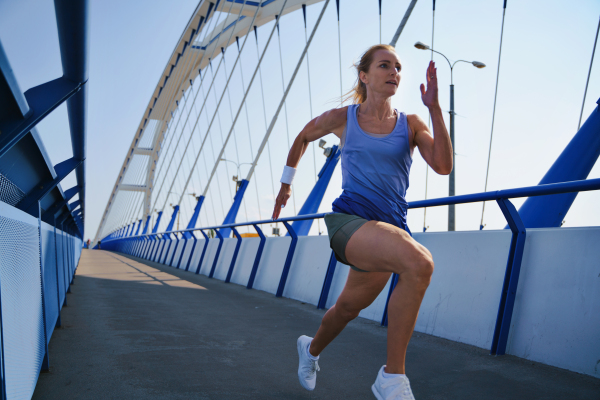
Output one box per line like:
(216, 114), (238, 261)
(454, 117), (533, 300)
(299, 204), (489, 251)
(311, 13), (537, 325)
(332, 104), (413, 229)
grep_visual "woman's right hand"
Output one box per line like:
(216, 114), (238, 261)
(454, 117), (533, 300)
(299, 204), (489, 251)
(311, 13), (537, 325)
(272, 183), (292, 220)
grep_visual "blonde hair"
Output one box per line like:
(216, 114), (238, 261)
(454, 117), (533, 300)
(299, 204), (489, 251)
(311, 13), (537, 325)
(344, 44), (397, 104)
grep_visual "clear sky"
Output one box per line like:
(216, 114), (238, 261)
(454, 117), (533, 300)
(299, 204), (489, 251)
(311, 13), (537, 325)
(1, 0), (599, 240)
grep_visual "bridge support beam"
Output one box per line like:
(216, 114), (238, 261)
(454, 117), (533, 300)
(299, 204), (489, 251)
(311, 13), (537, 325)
(219, 179), (249, 238)
(134, 219), (142, 236)
(142, 215), (151, 234)
(158, 206), (179, 264)
(290, 145), (340, 236)
(518, 98), (600, 228)
(175, 197), (205, 268)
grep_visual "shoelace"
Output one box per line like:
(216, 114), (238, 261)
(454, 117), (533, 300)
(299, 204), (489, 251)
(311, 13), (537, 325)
(309, 359), (320, 375)
(381, 377), (415, 400)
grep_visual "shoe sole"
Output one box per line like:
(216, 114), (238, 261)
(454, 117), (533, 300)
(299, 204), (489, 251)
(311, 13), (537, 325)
(297, 337), (315, 391)
(371, 384), (384, 400)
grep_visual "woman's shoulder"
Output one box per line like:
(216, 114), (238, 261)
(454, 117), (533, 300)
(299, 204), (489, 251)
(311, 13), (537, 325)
(316, 106), (350, 133)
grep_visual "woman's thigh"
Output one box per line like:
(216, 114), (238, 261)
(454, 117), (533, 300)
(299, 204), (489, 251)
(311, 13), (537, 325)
(344, 220), (432, 274)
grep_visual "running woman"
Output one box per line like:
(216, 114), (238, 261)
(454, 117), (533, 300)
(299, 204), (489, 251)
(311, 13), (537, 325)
(272, 44), (452, 399)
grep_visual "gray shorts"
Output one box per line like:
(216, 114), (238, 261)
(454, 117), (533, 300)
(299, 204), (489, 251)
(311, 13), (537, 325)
(324, 213), (369, 272)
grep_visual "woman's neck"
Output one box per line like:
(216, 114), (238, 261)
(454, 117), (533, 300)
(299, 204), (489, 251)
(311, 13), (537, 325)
(360, 94), (395, 121)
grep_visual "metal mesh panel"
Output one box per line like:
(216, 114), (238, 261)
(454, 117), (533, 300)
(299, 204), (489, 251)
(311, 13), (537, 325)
(0, 173), (25, 206)
(0, 215), (45, 399)
(56, 231), (66, 306)
(41, 223), (59, 342)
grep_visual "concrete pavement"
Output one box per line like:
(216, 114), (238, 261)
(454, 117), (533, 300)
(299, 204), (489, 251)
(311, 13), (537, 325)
(33, 250), (600, 399)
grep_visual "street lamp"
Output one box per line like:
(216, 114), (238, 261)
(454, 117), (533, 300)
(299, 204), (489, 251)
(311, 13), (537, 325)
(220, 158), (253, 191)
(414, 41), (485, 231)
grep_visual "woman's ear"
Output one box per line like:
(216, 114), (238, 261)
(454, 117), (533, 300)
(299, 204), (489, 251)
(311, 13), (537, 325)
(359, 70), (368, 85)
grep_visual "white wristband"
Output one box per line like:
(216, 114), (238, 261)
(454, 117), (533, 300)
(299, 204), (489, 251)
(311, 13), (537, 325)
(280, 165), (296, 185)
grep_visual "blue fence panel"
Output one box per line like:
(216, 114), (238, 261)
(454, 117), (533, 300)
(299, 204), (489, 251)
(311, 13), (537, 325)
(56, 230), (66, 307)
(0, 205), (46, 399)
(41, 222), (59, 342)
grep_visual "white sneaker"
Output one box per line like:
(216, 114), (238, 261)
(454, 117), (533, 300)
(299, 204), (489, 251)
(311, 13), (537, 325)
(371, 365), (415, 400)
(297, 335), (320, 391)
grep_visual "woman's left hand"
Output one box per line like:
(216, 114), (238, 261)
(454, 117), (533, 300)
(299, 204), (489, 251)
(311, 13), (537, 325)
(420, 61), (440, 110)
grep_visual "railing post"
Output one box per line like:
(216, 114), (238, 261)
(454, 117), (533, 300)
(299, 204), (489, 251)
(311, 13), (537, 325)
(141, 237), (152, 258)
(155, 235), (167, 262)
(176, 234), (190, 269)
(52, 216), (62, 328)
(151, 236), (161, 260)
(491, 198), (527, 355)
(37, 201), (50, 371)
(209, 230), (224, 278)
(146, 236), (155, 260)
(168, 233), (180, 266)
(317, 251), (338, 309)
(196, 230), (210, 274)
(60, 222), (67, 306)
(276, 221), (298, 297)
(247, 224), (266, 289)
(225, 228), (242, 283)
(184, 232), (198, 271)
(159, 234), (173, 264)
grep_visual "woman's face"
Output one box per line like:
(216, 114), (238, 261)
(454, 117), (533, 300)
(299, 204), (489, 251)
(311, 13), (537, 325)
(360, 49), (401, 98)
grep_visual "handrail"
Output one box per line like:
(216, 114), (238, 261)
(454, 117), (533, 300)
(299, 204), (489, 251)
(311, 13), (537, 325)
(104, 177), (600, 359)
(103, 177), (600, 242)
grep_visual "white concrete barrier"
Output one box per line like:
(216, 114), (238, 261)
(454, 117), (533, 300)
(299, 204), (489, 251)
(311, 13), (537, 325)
(150, 227), (600, 378)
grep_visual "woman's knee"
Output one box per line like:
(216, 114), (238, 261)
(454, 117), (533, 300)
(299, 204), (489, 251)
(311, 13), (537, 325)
(334, 302), (361, 322)
(409, 254), (434, 285)
(394, 248), (434, 287)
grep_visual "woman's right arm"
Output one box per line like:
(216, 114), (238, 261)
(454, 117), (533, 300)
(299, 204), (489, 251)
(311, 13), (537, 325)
(272, 107), (347, 219)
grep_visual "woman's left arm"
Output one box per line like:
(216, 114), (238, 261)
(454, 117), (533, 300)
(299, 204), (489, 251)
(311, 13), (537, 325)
(408, 61), (453, 175)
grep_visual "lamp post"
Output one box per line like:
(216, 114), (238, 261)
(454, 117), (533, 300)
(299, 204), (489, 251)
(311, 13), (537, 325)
(414, 42), (485, 231)
(220, 158), (252, 191)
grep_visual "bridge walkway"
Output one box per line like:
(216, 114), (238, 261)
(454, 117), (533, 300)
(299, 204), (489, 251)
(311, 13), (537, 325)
(32, 250), (599, 399)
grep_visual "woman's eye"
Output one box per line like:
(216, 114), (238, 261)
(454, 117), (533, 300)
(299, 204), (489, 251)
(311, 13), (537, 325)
(395, 67), (401, 72)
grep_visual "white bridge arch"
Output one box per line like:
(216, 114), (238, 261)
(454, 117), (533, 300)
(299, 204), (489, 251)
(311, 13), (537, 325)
(94, 0), (329, 243)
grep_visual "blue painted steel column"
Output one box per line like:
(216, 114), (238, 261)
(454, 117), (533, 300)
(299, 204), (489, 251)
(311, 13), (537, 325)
(142, 215), (151, 234)
(209, 230), (224, 278)
(135, 219), (142, 236)
(225, 228), (242, 283)
(184, 196), (205, 238)
(152, 212), (163, 234)
(147, 212), (164, 259)
(491, 198), (527, 355)
(247, 224), (266, 289)
(518, 98), (600, 228)
(276, 221), (298, 297)
(290, 146), (340, 236)
(159, 205), (179, 264)
(176, 196), (205, 268)
(196, 230), (210, 274)
(220, 179), (249, 238)
(317, 251), (338, 309)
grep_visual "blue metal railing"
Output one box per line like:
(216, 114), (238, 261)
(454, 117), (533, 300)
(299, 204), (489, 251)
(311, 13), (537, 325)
(0, 0), (88, 397)
(101, 177), (600, 357)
